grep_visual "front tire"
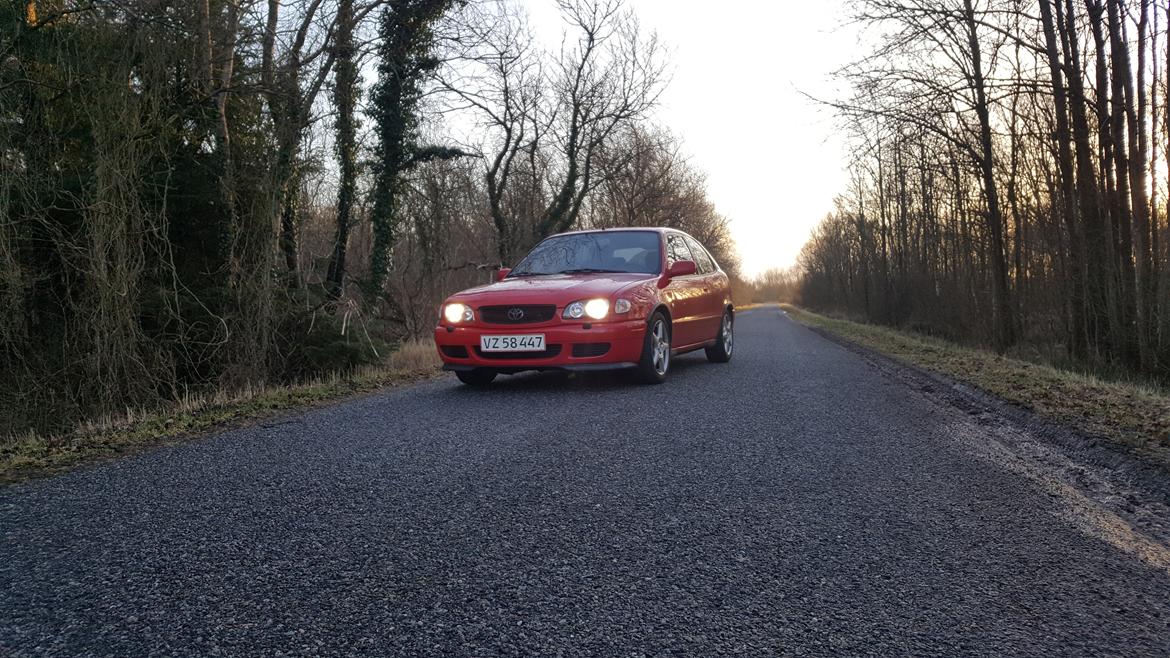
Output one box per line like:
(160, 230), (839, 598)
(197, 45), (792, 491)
(634, 312), (671, 384)
(456, 368), (497, 386)
(705, 310), (733, 363)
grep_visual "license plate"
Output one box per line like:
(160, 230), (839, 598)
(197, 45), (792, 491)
(480, 334), (546, 352)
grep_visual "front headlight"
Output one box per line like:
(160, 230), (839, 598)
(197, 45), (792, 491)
(443, 303), (474, 323)
(564, 298), (609, 320)
(584, 299), (609, 319)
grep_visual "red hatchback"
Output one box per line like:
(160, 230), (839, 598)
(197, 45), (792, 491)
(434, 228), (734, 385)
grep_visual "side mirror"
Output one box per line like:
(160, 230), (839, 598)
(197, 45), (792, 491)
(496, 267), (511, 282)
(666, 260), (697, 279)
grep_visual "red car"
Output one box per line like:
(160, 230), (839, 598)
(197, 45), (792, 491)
(434, 228), (734, 385)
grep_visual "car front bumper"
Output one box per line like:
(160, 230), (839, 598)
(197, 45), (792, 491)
(433, 318), (646, 373)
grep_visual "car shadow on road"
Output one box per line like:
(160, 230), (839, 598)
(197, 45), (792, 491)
(443, 353), (711, 395)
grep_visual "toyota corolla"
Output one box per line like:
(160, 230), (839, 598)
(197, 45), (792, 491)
(434, 228), (734, 385)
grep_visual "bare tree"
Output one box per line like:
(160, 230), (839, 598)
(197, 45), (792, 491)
(440, 0), (546, 262)
(806, 0), (1170, 377)
(443, 0), (665, 264)
(828, 0), (1017, 349)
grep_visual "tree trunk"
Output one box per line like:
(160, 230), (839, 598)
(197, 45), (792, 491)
(1113, 0), (1154, 369)
(1039, 0), (1087, 358)
(1062, 0), (1110, 358)
(963, 0), (1015, 351)
(327, 0), (357, 300)
(262, 0), (279, 93)
(210, 0), (241, 275)
(1101, 0), (1138, 365)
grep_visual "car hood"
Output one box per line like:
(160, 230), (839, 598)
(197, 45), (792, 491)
(451, 273), (656, 305)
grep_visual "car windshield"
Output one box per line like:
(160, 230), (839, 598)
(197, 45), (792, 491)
(508, 231), (662, 277)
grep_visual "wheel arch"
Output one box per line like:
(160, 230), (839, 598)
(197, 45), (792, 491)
(650, 303), (672, 328)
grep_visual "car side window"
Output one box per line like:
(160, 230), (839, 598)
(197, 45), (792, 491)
(684, 236), (715, 274)
(666, 234), (694, 268)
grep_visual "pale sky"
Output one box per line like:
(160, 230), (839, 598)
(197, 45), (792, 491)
(520, 0), (857, 277)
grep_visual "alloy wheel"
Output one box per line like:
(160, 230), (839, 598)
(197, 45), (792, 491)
(722, 314), (733, 355)
(651, 319), (670, 375)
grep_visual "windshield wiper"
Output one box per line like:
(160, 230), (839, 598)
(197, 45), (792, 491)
(556, 268), (624, 274)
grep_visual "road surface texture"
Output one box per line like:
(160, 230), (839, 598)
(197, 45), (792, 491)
(4, 308), (1170, 656)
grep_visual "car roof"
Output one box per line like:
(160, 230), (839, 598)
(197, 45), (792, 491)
(554, 227), (679, 237)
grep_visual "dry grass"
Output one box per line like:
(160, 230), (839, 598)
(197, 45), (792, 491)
(0, 340), (441, 485)
(783, 305), (1170, 464)
(385, 338), (441, 371)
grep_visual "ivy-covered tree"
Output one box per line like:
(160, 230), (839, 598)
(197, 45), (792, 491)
(367, 0), (463, 296)
(326, 0), (359, 301)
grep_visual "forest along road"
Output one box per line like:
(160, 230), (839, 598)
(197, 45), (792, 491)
(3, 308), (1170, 656)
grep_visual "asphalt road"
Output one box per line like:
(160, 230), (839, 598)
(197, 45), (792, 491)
(3, 308), (1170, 656)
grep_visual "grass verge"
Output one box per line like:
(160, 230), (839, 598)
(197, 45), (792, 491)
(782, 304), (1170, 464)
(0, 340), (441, 486)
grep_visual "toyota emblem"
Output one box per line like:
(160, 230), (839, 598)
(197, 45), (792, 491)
(507, 307), (525, 321)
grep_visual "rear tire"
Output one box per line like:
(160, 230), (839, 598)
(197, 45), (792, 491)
(705, 310), (733, 363)
(456, 368), (497, 386)
(634, 311), (671, 384)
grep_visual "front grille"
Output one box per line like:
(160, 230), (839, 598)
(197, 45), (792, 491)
(474, 345), (563, 360)
(571, 342), (611, 358)
(441, 345), (469, 358)
(480, 304), (557, 325)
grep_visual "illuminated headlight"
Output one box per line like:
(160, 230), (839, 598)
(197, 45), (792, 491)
(614, 299), (631, 314)
(584, 299), (609, 319)
(563, 299), (610, 320)
(443, 303), (474, 323)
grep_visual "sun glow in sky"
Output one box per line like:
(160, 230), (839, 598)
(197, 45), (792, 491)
(520, 0), (857, 277)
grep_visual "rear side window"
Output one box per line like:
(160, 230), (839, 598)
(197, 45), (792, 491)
(684, 236), (715, 274)
(666, 234), (694, 267)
